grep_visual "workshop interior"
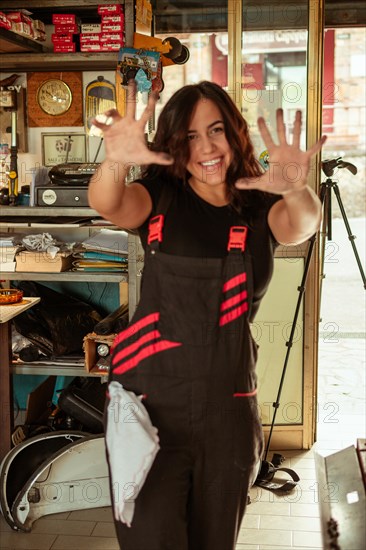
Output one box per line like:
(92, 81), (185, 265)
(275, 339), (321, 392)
(0, 1), (365, 548)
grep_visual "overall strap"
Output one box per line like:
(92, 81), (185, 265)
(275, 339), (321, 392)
(226, 219), (254, 321)
(147, 183), (176, 250)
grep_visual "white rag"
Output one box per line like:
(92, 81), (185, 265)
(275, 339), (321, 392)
(105, 381), (160, 527)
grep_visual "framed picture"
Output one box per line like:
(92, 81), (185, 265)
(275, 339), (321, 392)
(41, 132), (87, 167)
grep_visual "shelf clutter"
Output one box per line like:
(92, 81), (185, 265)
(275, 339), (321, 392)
(52, 4), (125, 53)
(0, 3), (125, 55)
(0, 228), (129, 274)
(0, 8), (46, 43)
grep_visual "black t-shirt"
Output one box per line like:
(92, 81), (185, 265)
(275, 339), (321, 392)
(138, 177), (280, 319)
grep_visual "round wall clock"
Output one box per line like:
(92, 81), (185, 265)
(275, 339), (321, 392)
(27, 72), (83, 128)
(37, 79), (73, 116)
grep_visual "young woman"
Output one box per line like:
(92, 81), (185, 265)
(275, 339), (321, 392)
(88, 80), (325, 550)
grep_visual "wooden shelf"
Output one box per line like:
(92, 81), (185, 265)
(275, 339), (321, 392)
(1, 271), (128, 282)
(0, 206), (99, 217)
(11, 363), (108, 378)
(0, 27), (46, 54)
(0, 51), (119, 71)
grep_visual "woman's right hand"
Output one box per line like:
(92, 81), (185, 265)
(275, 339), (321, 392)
(90, 80), (173, 168)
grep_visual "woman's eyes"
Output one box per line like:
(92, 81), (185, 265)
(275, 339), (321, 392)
(210, 126), (224, 135)
(187, 126), (225, 140)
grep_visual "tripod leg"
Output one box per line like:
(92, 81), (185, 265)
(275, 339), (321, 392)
(263, 234), (318, 462)
(332, 183), (366, 288)
(326, 180), (333, 241)
(318, 183), (330, 317)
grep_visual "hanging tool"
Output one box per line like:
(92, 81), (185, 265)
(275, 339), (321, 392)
(8, 111), (18, 206)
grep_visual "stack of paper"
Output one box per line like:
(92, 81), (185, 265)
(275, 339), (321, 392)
(0, 235), (23, 273)
(75, 229), (129, 272)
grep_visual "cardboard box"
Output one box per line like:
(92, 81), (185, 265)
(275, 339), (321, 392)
(100, 42), (123, 51)
(52, 14), (76, 25)
(54, 23), (79, 34)
(81, 23), (102, 33)
(80, 43), (102, 52)
(100, 31), (123, 43)
(15, 251), (73, 272)
(53, 44), (76, 52)
(80, 33), (101, 43)
(52, 33), (74, 44)
(101, 22), (124, 32)
(101, 14), (124, 23)
(83, 332), (116, 374)
(0, 12), (12, 30)
(98, 4), (123, 15)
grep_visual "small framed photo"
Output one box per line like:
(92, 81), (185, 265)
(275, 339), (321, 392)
(41, 132), (87, 167)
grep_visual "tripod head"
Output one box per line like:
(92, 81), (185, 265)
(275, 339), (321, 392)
(321, 157), (358, 177)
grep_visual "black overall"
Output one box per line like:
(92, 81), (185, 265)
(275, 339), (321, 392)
(106, 190), (264, 550)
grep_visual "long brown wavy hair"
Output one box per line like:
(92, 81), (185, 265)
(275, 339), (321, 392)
(143, 81), (266, 215)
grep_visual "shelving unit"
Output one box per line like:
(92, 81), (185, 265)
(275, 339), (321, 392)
(0, 0), (134, 71)
(0, 205), (132, 284)
(1, 206), (142, 379)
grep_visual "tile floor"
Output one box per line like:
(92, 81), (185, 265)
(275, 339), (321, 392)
(0, 449), (326, 550)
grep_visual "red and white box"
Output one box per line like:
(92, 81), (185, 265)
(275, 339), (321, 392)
(54, 23), (79, 34)
(6, 11), (33, 25)
(0, 12), (11, 30)
(80, 33), (101, 43)
(53, 43), (76, 53)
(80, 43), (102, 52)
(101, 14), (124, 23)
(101, 22), (124, 32)
(98, 4), (123, 15)
(100, 32), (123, 43)
(52, 33), (74, 44)
(100, 42), (122, 51)
(11, 21), (32, 38)
(52, 14), (76, 25)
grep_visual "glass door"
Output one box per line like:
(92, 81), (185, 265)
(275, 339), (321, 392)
(237, 1), (321, 450)
(317, 26), (366, 448)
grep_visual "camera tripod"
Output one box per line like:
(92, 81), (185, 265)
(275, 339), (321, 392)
(255, 156), (365, 492)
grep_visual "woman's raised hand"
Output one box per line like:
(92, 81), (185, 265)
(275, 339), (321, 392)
(90, 80), (173, 168)
(235, 109), (326, 195)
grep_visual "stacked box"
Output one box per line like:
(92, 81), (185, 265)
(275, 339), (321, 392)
(5, 10), (46, 41)
(0, 12), (12, 30)
(33, 19), (46, 41)
(80, 3), (124, 52)
(52, 13), (79, 53)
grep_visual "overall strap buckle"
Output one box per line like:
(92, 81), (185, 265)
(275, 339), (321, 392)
(148, 214), (164, 246)
(227, 226), (248, 252)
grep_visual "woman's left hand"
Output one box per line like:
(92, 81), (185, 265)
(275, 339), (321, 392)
(235, 109), (327, 195)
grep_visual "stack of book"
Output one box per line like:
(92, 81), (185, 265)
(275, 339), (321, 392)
(74, 229), (129, 272)
(0, 235), (24, 273)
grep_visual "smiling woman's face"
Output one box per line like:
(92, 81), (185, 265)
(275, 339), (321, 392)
(186, 98), (232, 190)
